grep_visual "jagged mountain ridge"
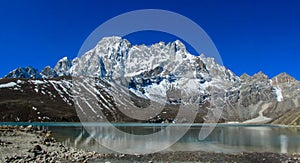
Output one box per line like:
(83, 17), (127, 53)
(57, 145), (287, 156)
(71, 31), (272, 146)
(4, 66), (42, 79)
(1, 36), (300, 125)
(4, 37), (237, 81)
(4, 57), (72, 79)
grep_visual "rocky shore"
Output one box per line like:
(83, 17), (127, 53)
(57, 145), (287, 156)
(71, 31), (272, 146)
(1, 126), (300, 163)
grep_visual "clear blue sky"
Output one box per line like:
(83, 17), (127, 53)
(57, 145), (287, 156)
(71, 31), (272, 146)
(0, 0), (299, 79)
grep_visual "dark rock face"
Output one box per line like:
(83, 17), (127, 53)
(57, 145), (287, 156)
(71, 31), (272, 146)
(128, 66), (164, 91)
(0, 78), (78, 122)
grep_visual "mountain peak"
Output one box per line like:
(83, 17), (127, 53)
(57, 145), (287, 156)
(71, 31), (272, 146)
(240, 73), (251, 81)
(96, 36), (131, 48)
(4, 66), (41, 79)
(59, 57), (69, 62)
(253, 71), (269, 80)
(41, 66), (57, 78)
(173, 39), (186, 47)
(54, 57), (72, 76)
(271, 72), (297, 85)
(101, 36), (122, 41)
(170, 40), (187, 54)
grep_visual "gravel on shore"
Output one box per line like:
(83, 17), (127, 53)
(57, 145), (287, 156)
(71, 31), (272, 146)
(1, 125), (300, 163)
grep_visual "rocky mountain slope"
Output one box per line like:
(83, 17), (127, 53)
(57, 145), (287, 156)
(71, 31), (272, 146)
(1, 36), (299, 125)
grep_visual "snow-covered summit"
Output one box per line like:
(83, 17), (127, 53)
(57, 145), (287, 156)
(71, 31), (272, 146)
(3, 36), (238, 85)
(71, 36), (226, 81)
(40, 66), (57, 78)
(54, 57), (72, 76)
(4, 66), (41, 79)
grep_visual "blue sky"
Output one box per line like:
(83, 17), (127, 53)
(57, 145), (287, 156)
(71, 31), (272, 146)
(0, 0), (299, 79)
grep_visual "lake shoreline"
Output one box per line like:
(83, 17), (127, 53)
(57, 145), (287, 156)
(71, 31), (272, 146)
(0, 121), (293, 126)
(1, 125), (300, 162)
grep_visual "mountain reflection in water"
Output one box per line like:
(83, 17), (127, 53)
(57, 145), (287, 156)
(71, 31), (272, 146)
(45, 124), (300, 154)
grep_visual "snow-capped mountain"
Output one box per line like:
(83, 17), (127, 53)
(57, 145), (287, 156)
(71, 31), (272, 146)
(54, 57), (72, 76)
(1, 36), (300, 125)
(40, 66), (57, 78)
(4, 66), (41, 79)
(5, 57), (73, 79)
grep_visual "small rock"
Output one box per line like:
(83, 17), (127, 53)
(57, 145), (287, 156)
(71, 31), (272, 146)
(6, 141), (12, 144)
(33, 145), (43, 151)
(119, 154), (125, 158)
(30, 141), (37, 144)
(45, 142), (50, 146)
(25, 125), (33, 131)
(45, 132), (51, 138)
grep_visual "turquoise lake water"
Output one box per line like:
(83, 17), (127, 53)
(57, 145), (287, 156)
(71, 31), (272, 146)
(1, 122), (300, 154)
